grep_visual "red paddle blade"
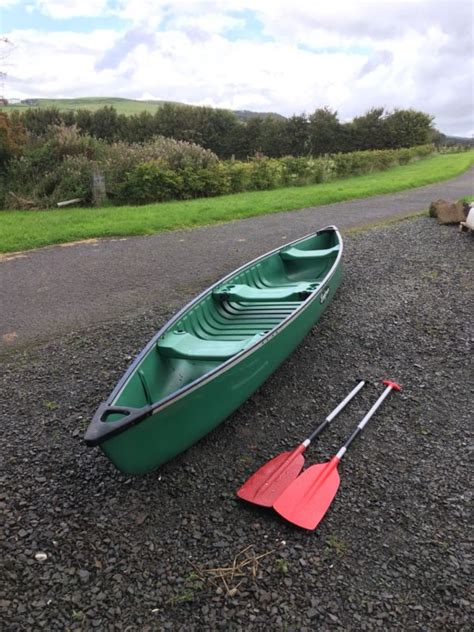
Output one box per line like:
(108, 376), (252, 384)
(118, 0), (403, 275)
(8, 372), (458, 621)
(236, 446), (306, 507)
(273, 457), (341, 530)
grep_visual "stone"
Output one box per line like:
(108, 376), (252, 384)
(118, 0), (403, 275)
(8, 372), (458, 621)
(429, 199), (468, 224)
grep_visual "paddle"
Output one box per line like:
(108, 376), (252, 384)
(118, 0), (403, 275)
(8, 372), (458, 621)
(236, 380), (366, 507)
(273, 380), (401, 530)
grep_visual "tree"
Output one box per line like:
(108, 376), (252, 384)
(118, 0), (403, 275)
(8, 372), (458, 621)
(308, 107), (342, 155)
(383, 109), (435, 148)
(75, 108), (93, 136)
(126, 111), (155, 143)
(154, 103), (192, 142)
(0, 112), (26, 169)
(89, 106), (120, 142)
(189, 106), (240, 158)
(350, 107), (387, 151)
(240, 116), (265, 157)
(284, 114), (310, 156)
(255, 116), (289, 157)
(20, 107), (63, 137)
(153, 103), (240, 157)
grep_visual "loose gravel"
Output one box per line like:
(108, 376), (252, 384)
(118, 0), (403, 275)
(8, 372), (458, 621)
(1, 217), (472, 631)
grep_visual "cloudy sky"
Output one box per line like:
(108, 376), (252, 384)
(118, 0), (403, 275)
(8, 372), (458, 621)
(1, 0), (473, 136)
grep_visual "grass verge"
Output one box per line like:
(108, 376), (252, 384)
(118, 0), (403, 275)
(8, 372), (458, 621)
(1, 151), (473, 254)
(344, 210), (428, 236)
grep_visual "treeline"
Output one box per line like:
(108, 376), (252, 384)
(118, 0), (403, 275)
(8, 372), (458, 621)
(5, 103), (437, 159)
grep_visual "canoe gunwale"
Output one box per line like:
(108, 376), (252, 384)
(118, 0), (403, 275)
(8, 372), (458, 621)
(85, 225), (342, 447)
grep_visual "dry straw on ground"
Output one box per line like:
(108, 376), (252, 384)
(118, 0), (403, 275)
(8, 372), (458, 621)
(188, 545), (276, 597)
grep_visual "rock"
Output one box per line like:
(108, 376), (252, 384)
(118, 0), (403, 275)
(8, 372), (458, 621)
(429, 199), (444, 217)
(78, 569), (90, 582)
(429, 199), (467, 224)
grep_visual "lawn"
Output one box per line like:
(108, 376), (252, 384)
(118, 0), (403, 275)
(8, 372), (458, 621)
(1, 151), (473, 254)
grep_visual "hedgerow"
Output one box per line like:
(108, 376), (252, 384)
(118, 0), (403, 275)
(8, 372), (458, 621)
(0, 125), (436, 209)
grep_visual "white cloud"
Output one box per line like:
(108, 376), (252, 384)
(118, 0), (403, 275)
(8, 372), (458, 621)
(5, 29), (119, 97)
(2, 0), (473, 136)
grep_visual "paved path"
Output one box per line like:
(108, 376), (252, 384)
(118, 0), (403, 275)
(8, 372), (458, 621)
(1, 168), (473, 353)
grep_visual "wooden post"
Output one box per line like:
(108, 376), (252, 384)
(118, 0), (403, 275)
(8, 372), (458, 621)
(92, 162), (106, 207)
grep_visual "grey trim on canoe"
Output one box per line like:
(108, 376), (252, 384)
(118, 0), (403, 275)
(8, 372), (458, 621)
(85, 225), (342, 446)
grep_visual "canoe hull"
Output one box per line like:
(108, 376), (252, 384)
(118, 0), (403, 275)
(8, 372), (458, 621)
(100, 259), (343, 474)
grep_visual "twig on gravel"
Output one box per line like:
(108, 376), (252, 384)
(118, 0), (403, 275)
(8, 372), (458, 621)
(188, 545), (275, 597)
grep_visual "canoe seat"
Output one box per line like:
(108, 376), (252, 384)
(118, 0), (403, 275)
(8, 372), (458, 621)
(157, 331), (263, 360)
(213, 282), (319, 303)
(280, 245), (340, 261)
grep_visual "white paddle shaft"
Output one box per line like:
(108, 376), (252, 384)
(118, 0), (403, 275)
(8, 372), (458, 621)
(336, 382), (400, 460)
(359, 384), (395, 430)
(326, 380), (366, 422)
(307, 380), (366, 445)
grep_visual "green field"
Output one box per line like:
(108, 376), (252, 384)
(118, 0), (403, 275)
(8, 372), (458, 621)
(1, 151), (472, 254)
(0, 97), (176, 115)
(0, 97), (279, 120)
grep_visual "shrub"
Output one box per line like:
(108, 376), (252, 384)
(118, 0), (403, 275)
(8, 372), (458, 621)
(247, 157), (283, 190)
(330, 145), (433, 179)
(101, 136), (218, 201)
(226, 161), (253, 192)
(0, 127), (101, 208)
(179, 166), (207, 199)
(194, 164), (231, 197)
(397, 148), (412, 165)
(332, 150), (382, 178)
(0, 140), (435, 209)
(3, 154), (95, 209)
(118, 162), (183, 204)
(313, 157), (335, 183)
(0, 113), (26, 170)
(280, 156), (311, 186)
(44, 156), (96, 205)
(44, 125), (103, 161)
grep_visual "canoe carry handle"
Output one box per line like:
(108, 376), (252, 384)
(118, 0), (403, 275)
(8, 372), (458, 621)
(99, 405), (145, 422)
(84, 402), (153, 446)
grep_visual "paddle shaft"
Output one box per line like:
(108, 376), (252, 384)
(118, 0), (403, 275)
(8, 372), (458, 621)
(272, 379), (401, 530)
(335, 381), (400, 461)
(242, 380), (366, 495)
(303, 380), (366, 449)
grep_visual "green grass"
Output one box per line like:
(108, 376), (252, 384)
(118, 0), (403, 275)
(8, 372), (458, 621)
(0, 97), (175, 115)
(1, 151), (473, 254)
(345, 210), (427, 235)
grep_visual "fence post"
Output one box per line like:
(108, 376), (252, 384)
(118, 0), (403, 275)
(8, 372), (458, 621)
(92, 162), (106, 207)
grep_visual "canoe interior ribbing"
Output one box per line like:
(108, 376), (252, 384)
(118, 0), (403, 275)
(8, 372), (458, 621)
(112, 231), (339, 411)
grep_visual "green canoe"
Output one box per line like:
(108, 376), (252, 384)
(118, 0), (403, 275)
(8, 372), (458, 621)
(85, 226), (343, 474)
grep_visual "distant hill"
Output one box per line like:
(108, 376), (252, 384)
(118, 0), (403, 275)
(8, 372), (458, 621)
(443, 135), (474, 147)
(0, 97), (284, 122)
(233, 109), (286, 121)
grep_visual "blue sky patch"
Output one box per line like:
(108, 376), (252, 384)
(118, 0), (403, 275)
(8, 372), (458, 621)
(225, 10), (273, 43)
(1, 6), (128, 33)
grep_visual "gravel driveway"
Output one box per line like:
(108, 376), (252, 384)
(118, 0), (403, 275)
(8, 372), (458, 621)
(1, 165), (473, 354)
(1, 217), (472, 630)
